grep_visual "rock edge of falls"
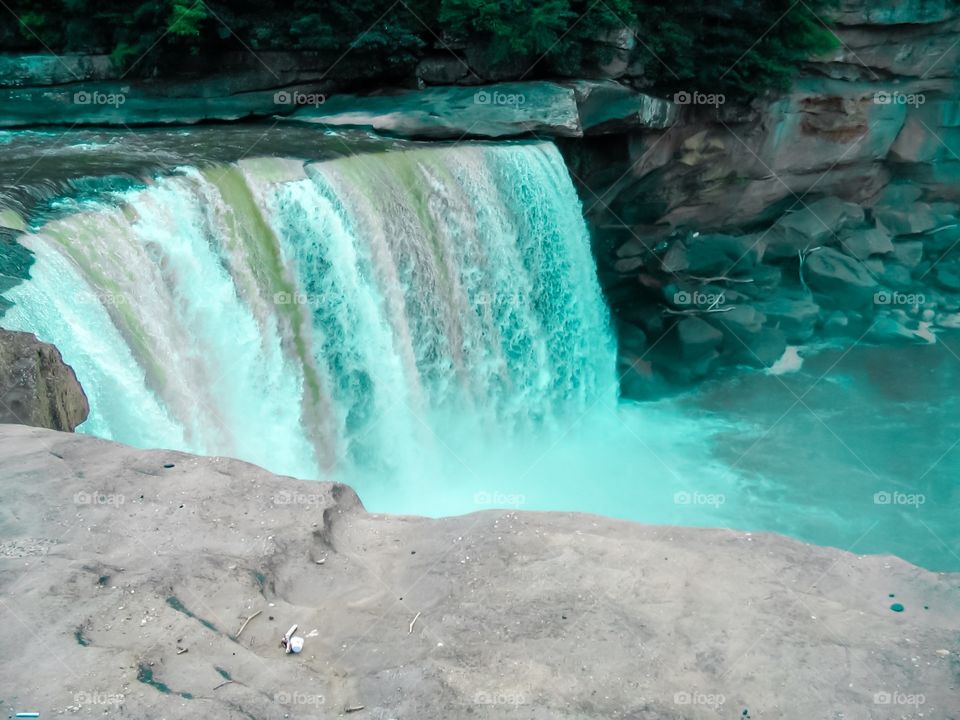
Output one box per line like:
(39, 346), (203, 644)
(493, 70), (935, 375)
(0, 424), (957, 719)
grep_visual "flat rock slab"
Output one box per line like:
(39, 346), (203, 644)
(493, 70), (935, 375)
(285, 82), (583, 139)
(0, 424), (957, 718)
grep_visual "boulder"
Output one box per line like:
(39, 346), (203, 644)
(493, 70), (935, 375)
(891, 239), (924, 268)
(755, 297), (821, 343)
(803, 246), (879, 307)
(935, 262), (960, 291)
(867, 183), (923, 207)
(833, 0), (957, 25)
(765, 197), (866, 259)
(922, 224), (960, 254)
(742, 326), (789, 368)
(869, 313), (931, 343)
(0, 330), (88, 431)
(838, 225), (894, 259)
(708, 305), (786, 367)
(874, 202), (938, 235)
(876, 261), (914, 289)
(662, 233), (762, 275)
(929, 201), (960, 225)
(675, 316), (723, 360)
(286, 82), (583, 139)
(568, 80), (677, 134)
(416, 55), (475, 85)
(823, 310), (852, 336)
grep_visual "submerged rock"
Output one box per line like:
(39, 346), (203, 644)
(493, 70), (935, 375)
(0, 330), (88, 431)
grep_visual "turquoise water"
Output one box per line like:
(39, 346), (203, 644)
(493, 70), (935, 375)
(2, 138), (958, 571)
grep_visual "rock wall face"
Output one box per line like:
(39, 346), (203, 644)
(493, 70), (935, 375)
(570, 0), (960, 395)
(0, 329), (89, 431)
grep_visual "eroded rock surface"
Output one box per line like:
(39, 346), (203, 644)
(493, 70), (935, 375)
(0, 425), (957, 719)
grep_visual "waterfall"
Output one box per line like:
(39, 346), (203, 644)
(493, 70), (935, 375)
(2, 141), (617, 482)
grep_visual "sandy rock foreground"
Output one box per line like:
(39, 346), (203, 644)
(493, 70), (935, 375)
(0, 424), (957, 719)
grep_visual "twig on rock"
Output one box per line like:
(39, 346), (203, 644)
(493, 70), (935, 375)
(409, 611), (421, 634)
(663, 306), (734, 316)
(234, 610), (261, 639)
(684, 274), (755, 284)
(213, 680), (234, 691)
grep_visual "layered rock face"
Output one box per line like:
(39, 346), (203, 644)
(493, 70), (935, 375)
(573, 0), (960, 393)
(1, 425), (957, 719)
(0, 329), (89, 431)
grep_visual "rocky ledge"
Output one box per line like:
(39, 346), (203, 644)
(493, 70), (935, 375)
(1, 424), (956, 718)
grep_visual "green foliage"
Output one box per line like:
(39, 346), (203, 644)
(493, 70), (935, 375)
(168, 0), (208, 37)
(2, 0), (840, 97)
(637, 0), (840, 96)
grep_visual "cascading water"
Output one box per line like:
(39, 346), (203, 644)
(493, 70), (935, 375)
(6, 133), (957, 570)
(2, 141), (617, 487)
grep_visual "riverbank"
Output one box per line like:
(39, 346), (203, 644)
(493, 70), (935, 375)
(1, 424), (956, 718)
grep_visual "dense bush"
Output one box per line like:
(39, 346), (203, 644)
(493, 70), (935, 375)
(1, 0), (838, 96)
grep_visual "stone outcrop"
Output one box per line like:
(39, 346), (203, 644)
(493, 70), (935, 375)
(1, 425), (956, 719)
(0, 329), (89, 431)
(285, 82), (584, 139)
